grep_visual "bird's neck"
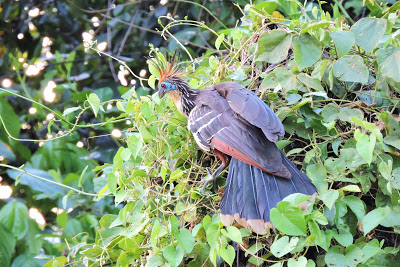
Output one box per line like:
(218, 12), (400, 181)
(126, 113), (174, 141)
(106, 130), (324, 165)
(179, 87), (199, 116)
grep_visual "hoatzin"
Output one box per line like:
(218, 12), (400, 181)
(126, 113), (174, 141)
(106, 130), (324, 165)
(153, 56), (316, 235)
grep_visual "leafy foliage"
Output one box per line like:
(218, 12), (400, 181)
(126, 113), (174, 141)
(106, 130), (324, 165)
(1, 0), (400, 266)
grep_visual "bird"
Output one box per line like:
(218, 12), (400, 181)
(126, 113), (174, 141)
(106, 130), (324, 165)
(151, 54), (316, 235)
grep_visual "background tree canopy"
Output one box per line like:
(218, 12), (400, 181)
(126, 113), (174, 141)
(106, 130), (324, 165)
(1, 0), (400, 266)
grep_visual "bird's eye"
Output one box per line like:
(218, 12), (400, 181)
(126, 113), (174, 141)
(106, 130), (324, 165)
(161, 83), (166, 88)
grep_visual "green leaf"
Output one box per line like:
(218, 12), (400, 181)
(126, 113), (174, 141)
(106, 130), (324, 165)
(341, 196), (365, 221)
(107, 173), (117, 195)
(392, 168), (400, 190)
(282, 193), (312, 207)
(383, 136), (400, 150)
(332, 228), (353, 247)
(169, 169), (183, 183)
(362, 239), (382, 263)
(148, 75), (156, 89)
(0, 224), (16, 267)
(221, 226), (242, 244)
(333, 55), (369, 84)
(0, 201), (29, 240)
(62, 107), (80, 117)
(215, 33), (225, 50)
(256, 30), (292, 63)
(325, 245), (363, 267)
(297, 73), (324, 91)
(163, 245), (184, 267)
(220, 245), (235, 267)
(340, 185), (361, 192)
(292, 33), (322, 70)
(270, 236), (299, 257)
(87, 93), (101, 117)
(270, 202), (307, 236)
(0, 98), (20, 138)
(44, 256), (68, 267)
(178, 228), (195, 253)
(311, 211), (328, 225)
(362, 206), (391, 236)
(351, 17), (387, 53)
(381, 51), (400, 83)
(356, 133), (376, 165)
(320, 190), (339, 210)
(338, 107), (363, 122)
(306, 164), (327, 192)
(330, 31), (355, 58)
(287, 256), (310, 267)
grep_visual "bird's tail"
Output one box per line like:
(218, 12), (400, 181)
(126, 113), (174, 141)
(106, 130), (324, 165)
(220, 152), (316, 235)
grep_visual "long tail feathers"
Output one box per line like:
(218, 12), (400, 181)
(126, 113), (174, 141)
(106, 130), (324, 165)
(220, 152), (316, 235)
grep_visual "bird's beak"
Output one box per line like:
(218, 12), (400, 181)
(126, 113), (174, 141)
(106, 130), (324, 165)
(158, 87), (166, 98)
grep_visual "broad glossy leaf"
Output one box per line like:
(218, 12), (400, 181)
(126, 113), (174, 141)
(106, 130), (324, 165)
(341, 196), (365, 221)
(356, 133), (376, 165)
(220, 245), (235, 267)
(0, 201), (29, 240)
(292, 34), (322, 70)
(362, 206), (390, 235)
(381, 51), (400, 83)
(351, 17), (387, 52)
(333, 55), (369, 84)
(0, 98), (20, 138)
(163, 245), (184, 267)
(178, 228), (195, 253)
(270, 202), (307, 236)
(257, 30), (292, 63)
(330, 31), (355, 58)
(87, 93), (100, 117)
(270, 236), (299, 257)
(0, 224), (16, 267)
(325, 245), (363, 267)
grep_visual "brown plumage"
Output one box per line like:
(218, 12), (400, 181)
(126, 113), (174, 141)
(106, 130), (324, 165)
(155, 56), (316, 234)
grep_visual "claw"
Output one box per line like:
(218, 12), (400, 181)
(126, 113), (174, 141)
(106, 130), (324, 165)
(201, 168), (216, 194)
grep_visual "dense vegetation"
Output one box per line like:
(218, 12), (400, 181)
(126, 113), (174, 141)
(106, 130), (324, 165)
(1, 0), (400, 266)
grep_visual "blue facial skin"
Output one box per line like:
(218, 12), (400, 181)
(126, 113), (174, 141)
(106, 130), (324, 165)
(159, 81), (176, 98)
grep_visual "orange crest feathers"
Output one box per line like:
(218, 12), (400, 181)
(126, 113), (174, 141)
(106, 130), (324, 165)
(148, 51), (183, 84)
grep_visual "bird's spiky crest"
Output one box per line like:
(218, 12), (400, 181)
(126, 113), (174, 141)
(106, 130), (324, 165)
(148, 51), (183, 84)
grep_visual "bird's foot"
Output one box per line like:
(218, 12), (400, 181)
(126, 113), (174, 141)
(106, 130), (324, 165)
(201, 168), (216, 194)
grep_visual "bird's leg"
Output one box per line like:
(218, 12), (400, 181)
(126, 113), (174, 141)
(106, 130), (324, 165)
(201, 150), (230, 194)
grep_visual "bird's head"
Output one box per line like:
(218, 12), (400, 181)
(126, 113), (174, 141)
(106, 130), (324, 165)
(158, 80), (176, 98)
(149, 51), (184, 99)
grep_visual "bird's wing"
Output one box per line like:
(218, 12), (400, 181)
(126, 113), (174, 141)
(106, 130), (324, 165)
(213, 81), (285, 143)
(188, 92), (290, 178)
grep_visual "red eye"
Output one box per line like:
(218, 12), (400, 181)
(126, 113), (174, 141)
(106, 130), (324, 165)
(161, 83), (166, 88)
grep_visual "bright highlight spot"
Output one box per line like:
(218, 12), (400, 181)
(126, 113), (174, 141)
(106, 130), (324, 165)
(130, 79), (136, 85)
(43, 81), (57, 102)
(42, 36), (52, 47)
(1, 79), (12, 88)
(76, 141), (84, 148)
(29, 208), (46, 225)
(46, 113), (55, 120)
(139, 69), (147, 77)
(107, 103), (113, 110)
(92, 16), (100, 27)
(0, 185), (12, 199)
(38, 141), (44, 147)
(28, 8), (40, 17)
(22, 123), (31, 130)
(160, 0), (168, 5)
(28, 22), (36, 30)
(51, 207), (64, 214)
(111, 129), (122, 138)
(82, 32), (93, 47)
(26, 65), (40, 76)
(0, 156), (4, 161)
(126, 120), (132, 125)
(29, 107), (37, 114)
(97, 42), (107, 51)
(17, 33), (24, 39)
(118, 69), (129, 86)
